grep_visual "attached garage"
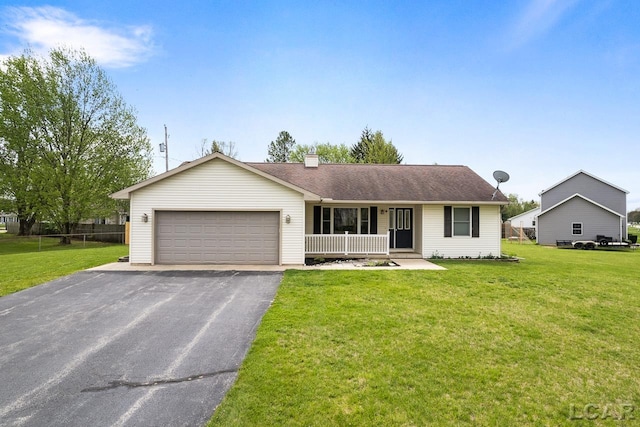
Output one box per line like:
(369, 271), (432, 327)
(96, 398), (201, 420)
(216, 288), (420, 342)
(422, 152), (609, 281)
(112, 153), (321, 265)
(155, 211), (280, 265)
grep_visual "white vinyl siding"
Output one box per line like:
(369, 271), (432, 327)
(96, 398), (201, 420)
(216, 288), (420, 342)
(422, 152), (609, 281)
(423, 204), (502, 258)
(129, 158), (305, 265)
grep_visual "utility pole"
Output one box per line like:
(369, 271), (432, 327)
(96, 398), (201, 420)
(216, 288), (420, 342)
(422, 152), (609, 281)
(159, 124), (169, 172)
(164, 124), (169, 172)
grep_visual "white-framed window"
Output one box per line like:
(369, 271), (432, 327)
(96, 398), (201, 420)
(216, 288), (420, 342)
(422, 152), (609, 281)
(453, 207), (471, 236)
(319, 207), (371, 234)
(397, 209), (404, 230)
(572, 222), (583, 235)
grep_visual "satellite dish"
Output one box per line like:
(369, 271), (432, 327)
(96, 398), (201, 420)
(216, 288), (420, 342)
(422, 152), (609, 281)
(493, 170), (510, 184)
(492, 170), (510, 200)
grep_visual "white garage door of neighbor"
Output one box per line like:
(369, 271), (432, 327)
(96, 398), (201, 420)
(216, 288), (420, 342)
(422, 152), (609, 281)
(155, 211), (280, 265)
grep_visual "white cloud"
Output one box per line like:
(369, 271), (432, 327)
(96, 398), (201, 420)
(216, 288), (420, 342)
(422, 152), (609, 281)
(507, 0), (581, 49)
(1, 6), (155, 68)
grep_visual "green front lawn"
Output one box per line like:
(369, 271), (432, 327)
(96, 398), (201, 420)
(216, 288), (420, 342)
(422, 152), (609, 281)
(210, 242), (640, 426)
(0, 234), (127, 296)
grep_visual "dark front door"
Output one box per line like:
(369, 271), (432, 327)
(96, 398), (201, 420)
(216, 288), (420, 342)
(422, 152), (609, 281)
(389, 208), (413, 249)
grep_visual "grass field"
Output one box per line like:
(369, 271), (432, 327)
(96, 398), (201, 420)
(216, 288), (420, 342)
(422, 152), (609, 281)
(209, 241), (640, 426)
(0, 234), (128, 296)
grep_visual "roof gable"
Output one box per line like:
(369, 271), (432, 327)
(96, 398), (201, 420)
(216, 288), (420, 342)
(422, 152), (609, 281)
(538, 193), (625, 218)
(111, 153), (321, 200)
(539, 170), (629, 196)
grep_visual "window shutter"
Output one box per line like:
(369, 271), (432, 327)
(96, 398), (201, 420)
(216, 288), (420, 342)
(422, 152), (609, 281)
(444, 206), (452, 237)
(472, 206), (480, 238)
(370, 206), (378, 234)
(313, 206), (321, 234)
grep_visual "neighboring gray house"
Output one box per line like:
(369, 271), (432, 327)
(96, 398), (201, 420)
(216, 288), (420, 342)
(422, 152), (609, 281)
(536, 170), (628, 245)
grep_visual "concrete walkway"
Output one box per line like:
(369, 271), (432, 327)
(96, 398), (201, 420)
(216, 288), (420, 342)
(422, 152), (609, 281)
(89, 258), (446, 272)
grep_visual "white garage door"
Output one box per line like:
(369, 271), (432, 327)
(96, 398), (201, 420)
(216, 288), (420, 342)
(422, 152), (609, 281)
(155, 211), (280, 265)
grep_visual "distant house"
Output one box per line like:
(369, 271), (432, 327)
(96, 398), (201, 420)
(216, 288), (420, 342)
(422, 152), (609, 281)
(0, 212), (18, 224)
(507, 207), (541, 229)
(111, 153), (508, 265)
(536, 170), (628, 245)
(505, 207), (540, 240)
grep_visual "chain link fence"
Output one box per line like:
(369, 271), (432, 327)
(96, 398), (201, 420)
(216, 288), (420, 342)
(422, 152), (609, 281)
(6, 222), (125, 243)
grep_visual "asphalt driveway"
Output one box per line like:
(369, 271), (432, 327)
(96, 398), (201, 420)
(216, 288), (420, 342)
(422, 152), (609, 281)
(0, 270), (282, 426)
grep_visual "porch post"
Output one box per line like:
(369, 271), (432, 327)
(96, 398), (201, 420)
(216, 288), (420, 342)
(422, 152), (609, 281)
(386, 230), (390, 255)
(345, 231), (349, 255)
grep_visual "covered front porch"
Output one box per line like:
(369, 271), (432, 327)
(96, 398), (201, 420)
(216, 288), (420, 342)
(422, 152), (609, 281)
(304, 203), (423, 257)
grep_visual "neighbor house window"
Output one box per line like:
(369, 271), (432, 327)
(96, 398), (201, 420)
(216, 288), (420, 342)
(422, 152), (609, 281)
(572, 222), (583, 235)
(453, 207), (471, 236)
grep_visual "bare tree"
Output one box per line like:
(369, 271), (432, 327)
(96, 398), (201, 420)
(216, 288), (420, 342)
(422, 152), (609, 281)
(196, 139), (239, 158)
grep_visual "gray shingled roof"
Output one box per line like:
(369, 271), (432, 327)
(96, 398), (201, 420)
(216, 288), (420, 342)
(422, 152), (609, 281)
(249, 163), (508, 203)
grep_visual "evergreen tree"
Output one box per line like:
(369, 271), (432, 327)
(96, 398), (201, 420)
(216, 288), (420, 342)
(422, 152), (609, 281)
(266, 131), (296, 162)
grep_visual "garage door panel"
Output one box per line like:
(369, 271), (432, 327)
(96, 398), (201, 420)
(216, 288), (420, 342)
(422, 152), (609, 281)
(155, 211), (279, 265)
(174, 225), (188, 233)
(218, 225), (233, 233)
(188, 240), (202, 249)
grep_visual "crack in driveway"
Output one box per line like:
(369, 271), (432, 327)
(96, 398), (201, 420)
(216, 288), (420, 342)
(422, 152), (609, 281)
(81, 368), (238, 392)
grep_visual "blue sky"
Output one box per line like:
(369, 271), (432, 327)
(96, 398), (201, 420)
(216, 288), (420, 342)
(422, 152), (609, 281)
(1, 1), (639, 208)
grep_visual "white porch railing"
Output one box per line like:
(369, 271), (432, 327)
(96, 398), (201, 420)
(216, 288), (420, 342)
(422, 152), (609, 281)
(305, 231), (390, 255)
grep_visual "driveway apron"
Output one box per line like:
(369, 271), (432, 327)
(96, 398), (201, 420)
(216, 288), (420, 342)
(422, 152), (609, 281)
(0, 270), (282, 427)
